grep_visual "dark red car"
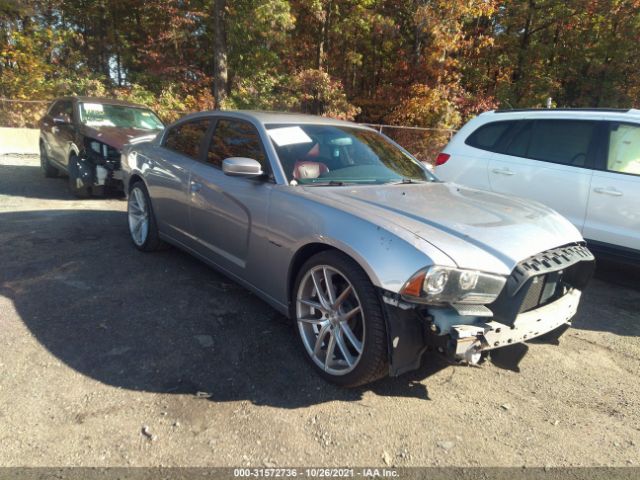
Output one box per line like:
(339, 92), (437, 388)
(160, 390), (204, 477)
(39, 96), (164, 197)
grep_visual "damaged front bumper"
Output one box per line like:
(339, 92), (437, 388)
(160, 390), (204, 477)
(380, 243), (595, 377)
(450, 289), (580, 363)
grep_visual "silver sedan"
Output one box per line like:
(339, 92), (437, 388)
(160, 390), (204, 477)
(121, 111), (595, 387)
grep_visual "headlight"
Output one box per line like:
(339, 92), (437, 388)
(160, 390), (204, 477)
(400, 266), (506, 305)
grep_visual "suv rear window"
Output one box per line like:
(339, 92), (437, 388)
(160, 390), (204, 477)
(465, 121), (513, 151)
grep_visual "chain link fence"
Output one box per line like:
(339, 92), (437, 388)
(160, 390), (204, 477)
(0, 99), (456, 163)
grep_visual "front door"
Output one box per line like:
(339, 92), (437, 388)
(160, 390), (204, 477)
(189, 118), (273, 276)
(49, 100), (75, 166)
(583, 121), (640, 254)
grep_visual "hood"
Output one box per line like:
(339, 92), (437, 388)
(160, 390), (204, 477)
(81, 125), (162, 151)
(300, 182), (584, 275)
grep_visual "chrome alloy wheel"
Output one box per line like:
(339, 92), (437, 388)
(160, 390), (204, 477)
(296, 265), (365, 376)
(128, 186), (149, 246)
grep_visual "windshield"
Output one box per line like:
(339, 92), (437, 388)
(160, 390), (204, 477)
(265, 124), (435, 185)
(79, 102), (164, 130)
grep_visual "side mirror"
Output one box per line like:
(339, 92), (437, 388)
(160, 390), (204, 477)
(222, 157), (264, 177)
(53, 114), (71, 125)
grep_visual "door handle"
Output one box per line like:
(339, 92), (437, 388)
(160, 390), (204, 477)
(190, 181), (202, 193)
(593, 187), (623, 197)
(492, 168), (515, 176)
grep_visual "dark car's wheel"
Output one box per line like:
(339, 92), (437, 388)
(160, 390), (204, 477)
(40, 142), (58, 178)
(128, 181), (164, 252)
(292, 251), (388, 387)
(68, 155), (91, 198)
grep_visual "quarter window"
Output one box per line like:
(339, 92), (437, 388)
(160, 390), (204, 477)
(607, 122), (640, 176)
(207, 119), (266, 168)
(164, 119), (210, 159)
(465, 121), (513, 152)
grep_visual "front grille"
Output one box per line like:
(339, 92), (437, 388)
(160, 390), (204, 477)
(489, 243), (595, 325)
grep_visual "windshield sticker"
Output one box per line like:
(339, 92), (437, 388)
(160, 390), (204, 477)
(267, 126), (313, 147)
(83, 103), (104, 112)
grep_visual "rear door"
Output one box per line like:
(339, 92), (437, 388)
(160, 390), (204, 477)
(147, 117), (211, 242)
(583, 121), (640, 254)
(487, 119), (597, 232)
(188, 117), (274, 277)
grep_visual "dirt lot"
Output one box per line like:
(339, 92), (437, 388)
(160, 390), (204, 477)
(0, 154), (639, 468)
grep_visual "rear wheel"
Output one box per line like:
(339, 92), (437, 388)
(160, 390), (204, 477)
(292, 251), (388, 387)
(40, 142), (58, 178)
(128, 181), (164, 252)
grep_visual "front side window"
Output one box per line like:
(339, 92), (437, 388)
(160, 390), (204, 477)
(79, 102), (164, 130)
(50, 100), (73, 120)
(207, 119), (266, 168)
(607, 122), (640, 176)
(163, 119), (210, 160)
(266, 123), (434, 185)
(527, 120), (596, 167)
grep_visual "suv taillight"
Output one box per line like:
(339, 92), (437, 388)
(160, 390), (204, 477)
(435, 153), (450, 166)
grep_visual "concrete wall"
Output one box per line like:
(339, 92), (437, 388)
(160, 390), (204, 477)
(0, 127), (39, 155)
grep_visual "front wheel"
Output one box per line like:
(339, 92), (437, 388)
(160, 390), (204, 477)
(292, 251), (389, 387)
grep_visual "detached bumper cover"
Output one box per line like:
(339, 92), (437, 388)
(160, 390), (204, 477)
(451, 289), (581, 360)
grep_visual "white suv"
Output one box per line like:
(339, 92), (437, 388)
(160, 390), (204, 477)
(435, 108), (640, 263)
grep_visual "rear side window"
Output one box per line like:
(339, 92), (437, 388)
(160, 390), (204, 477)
(164, 119), (210, 159)
(607, 122), (640, 176)
(207, 119), (266, 168)
(526, 120), (596, 167)
(504, 122), (532, 157)
(465, 121), (513, 152)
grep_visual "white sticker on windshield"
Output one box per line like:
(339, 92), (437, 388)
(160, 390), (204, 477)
(267, 126), (313, 147)
(83, 103), (104, 112)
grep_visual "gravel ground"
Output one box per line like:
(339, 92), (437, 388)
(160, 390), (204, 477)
(0, 155), (639, 468)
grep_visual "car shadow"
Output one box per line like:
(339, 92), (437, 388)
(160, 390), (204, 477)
(0, 162), (123, 200)
(0, 208), (454, 408)
(3, 207), (636, 408)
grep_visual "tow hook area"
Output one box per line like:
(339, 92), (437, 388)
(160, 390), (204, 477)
(450, 325), (487, 365)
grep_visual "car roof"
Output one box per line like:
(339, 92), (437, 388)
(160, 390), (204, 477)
(480, 107), (640, 121)
(178, 110), (372, 129)
(55, 96), (151, 109)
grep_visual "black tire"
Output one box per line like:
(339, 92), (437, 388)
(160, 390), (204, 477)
(40, 142), (58, 178)
(127, 181), (165, 252)
(291, 250), (389, 387)
(68, 155), (91, 198)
